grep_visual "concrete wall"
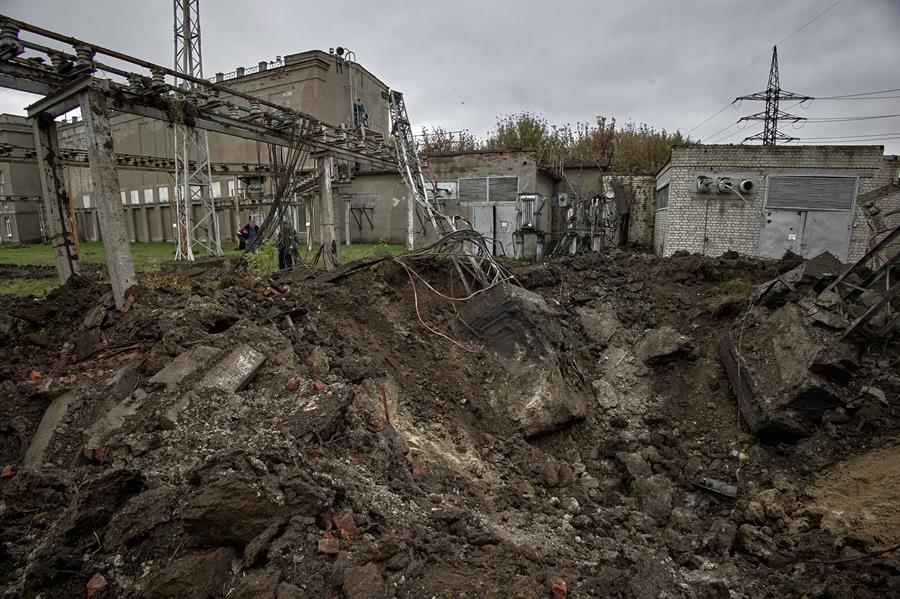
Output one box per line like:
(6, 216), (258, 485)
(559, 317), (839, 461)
(655, 145), (892, 261)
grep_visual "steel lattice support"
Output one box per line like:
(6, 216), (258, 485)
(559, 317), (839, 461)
(388, 90), (440, 249)
(735, 46), (812, 146)
(173, 0), (220, 260)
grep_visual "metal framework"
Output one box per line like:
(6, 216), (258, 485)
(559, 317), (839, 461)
(173, 0), (219, 260)
(736, 46), (812, 145)
(388, 89), (438, 249)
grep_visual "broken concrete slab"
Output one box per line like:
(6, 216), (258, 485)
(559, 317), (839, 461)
(149, 345), (222, 391)
(634, 326), (695, 366)
(197, 344), (266, 393)
(576, 304), (621, 347)
(798, 298), (849, 330)
(85, 392), (144, 446)
(460, 284), (587, 437)
(719, 335), (810, 444)
(23, 391), (76, 470)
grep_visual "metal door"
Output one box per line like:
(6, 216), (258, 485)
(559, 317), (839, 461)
(759, 209), (803, 258)
(494, 204), (516, 257)
(472, 204), (494, 249)
(801, 211), (852, 261)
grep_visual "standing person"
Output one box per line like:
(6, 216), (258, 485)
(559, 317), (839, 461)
(277, 220), (299, 269)
(246, 219), (258, 252)
(238, 223), (250, 250)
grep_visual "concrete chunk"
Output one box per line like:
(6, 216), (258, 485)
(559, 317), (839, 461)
(149, 345), (222, 390)
(23, 391), (76, 470)
(198, 344), (266, 393)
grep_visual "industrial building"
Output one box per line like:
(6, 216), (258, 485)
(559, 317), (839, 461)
(655, 145), (900, 261)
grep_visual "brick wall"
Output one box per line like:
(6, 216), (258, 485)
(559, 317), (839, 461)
(656, 145), (892, 261)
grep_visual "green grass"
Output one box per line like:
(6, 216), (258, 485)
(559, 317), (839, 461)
(0, 240), (406, 284)
(0, 278), (58, 298)
(0, 241), (243, 273)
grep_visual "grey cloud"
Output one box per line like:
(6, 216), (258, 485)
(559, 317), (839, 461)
(1, 0), (897, 152)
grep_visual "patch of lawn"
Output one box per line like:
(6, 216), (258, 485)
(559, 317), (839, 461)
(0, 241), (243, 272)
(0, 278), (58, 297)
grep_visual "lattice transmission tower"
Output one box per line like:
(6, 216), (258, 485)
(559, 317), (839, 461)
(173, 0), (221, 259)
(736, 46), (812, 145)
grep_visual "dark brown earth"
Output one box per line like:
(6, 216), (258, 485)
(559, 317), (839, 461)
(0, 248), (897, 598)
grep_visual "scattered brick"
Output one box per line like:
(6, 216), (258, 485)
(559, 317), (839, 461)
(1, 464), (14, 478)
(83, 446), (108, 463)
(412, 465), (428, 478)
(318, 535), (340, 555)
(549, 576), (567, 598)
(30, 370), (42, 381)
(312, 380), (326, 393)
(332, 512), (359, 539)
(286, 378), (300, 391)
(86, 572), (107, 597)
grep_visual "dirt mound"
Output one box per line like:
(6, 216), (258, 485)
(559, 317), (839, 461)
(0, 248), (897, 598)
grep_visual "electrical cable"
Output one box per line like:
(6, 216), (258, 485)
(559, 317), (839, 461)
(670, 0), (844, 128)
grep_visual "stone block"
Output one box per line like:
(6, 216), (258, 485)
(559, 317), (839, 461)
(149, 345), (222, 390)
(197, 344), (266, 393)
(23, 391), (76, 470)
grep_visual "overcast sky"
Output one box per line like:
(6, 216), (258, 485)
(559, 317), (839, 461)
(2, 0), (899, 153)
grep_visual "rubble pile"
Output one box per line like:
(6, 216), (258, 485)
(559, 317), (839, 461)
(0, 249), (897, 597)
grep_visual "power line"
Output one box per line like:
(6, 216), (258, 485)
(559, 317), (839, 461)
(796, 133), (899, 140)
(671, 0), (844, 128)
(685, 101), (736, 136)
(815, 88), (900, 99)
(803, 114), (900, 122)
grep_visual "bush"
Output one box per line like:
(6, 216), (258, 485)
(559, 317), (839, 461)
(245, 242), (277, 280)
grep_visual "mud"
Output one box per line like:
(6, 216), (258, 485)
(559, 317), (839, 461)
(0, 248), (897, 598)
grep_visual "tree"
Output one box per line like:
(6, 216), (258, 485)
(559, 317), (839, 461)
(611, 122), (691, 174)
(419, 127), (479, 155)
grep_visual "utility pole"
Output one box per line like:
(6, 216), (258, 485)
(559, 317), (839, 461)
(735, 46), (812, 145)
(173, 0), (221, 259)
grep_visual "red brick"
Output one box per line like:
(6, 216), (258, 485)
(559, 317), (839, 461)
(1, 464), (14, 478)
(549, 576), (567, 598)
(87, 572), (106, 597)
(30, 370), (42, 381)
(332, 512), (358, 539)
(286, 378), (300, 391)
(412, 465), (428, 478)
(318, 536), (340, 554)
(312, 380), (326, 393)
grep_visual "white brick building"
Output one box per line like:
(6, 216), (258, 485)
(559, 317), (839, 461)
(654, 145), (899, 262)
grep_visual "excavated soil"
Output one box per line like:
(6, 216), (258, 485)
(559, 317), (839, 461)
(0, 248), (898, 598)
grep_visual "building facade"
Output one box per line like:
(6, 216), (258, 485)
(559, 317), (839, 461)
(0, 49), (391, 245)
(655, 145), (899, 262)
(0, 115), (44, 243)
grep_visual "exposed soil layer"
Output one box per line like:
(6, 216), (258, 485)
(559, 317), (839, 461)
(0, 249), (897, 598)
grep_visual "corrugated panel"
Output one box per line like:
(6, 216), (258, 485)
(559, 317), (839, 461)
(488, 176), (518, 203)
(459, 177), (487, 203)
(766, 176), (856, 211)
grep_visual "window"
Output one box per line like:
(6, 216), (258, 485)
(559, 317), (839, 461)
(655, 185), (669, 211)
(144, 188), (154, 204)
(83, 193), (92, 208)
(120, 191), (127, 205)
(211, 181), (222, 198)
(227, 180), (236, 197)
(3, 216), (11, 237)
(158, 186), (169, 203)
(130, 190), (140, 205)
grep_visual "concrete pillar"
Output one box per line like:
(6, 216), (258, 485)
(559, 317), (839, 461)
(79, 89), (136, 309)
(317, 155), (338, 257)
(407, 193), (414, 250)
(32, 115), (78, 283)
